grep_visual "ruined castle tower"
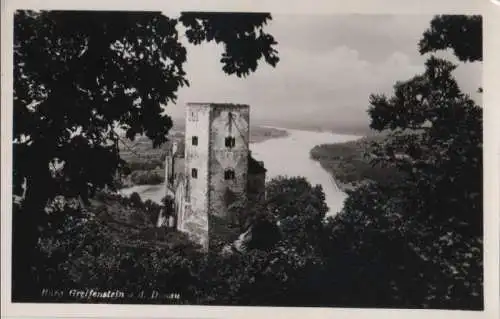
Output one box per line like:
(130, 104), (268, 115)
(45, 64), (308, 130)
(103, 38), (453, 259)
(178, 103), (250, 250)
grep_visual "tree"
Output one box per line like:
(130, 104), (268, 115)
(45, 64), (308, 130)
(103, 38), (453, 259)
(368, 56), (482, 236)
(265, 176), (328, 252)
(265, 176), (328, 221)
(322, 181), (483, 309)
(13, 10), (279, 298)
(419, 15), (482, 62)
(244, 215), (281, 251)
(419, 15), (482, 94)
(129, 192), (142, 208)
(324, 14), (483, 309)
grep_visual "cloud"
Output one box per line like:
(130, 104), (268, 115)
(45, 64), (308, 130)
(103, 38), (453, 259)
(265, 14), (434, 63)
(165, 14), (482, 130)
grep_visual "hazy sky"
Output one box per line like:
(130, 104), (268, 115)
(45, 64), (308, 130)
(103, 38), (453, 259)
(166, 14), (482, 128)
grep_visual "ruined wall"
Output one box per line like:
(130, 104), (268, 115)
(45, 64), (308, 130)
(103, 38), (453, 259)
(178, 103), (211, 250)
(208, 104), (250, 226)
(175, 179), (186, 229)
(164, 155), (173, 188)
(175, 103), (251, 251)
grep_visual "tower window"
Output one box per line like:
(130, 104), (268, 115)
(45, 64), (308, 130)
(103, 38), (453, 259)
(189, 111), (198, 121)
(192, 136), (198, 146)
(225, 136), (236, 148)
(191, 168), (198, 179)
(224, 169), (235, 180)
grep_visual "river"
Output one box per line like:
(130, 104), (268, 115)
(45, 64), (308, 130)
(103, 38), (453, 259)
(120, 128), (362, 217)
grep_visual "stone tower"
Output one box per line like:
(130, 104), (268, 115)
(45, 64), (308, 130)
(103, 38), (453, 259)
(179, 102), (250, 250)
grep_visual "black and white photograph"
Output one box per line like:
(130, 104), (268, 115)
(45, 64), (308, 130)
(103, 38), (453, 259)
(2, 0), (498, 317)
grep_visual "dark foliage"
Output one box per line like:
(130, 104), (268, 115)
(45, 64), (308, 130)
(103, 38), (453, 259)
(419, 15), (482, 62)
(14, 10), (278, 204)
(320, 182), (482, 309)
(367, 56), (482, 237)
(322, 14), (483, 309)
(245, 215), (281, 251)
(129, 192), (142, 208)
(13, 10), (279, 298)
(25, 177), (325, 306)
(179, 12), (279, 77)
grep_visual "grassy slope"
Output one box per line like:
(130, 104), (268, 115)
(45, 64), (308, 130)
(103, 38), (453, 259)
(89, 194), (193, 250)
(310, 134), (403, 191)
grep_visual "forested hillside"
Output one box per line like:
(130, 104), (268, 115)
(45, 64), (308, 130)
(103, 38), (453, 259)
(310, 134), (406, 190)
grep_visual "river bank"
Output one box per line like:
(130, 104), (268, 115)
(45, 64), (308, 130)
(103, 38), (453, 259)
(249, 126), (289, 144)
(309, 135), (404, 191)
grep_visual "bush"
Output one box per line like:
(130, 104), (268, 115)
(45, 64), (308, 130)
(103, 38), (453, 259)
(129, 192), (142, 208)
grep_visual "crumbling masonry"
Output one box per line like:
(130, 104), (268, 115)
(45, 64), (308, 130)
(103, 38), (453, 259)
(162, 103), (266, 250)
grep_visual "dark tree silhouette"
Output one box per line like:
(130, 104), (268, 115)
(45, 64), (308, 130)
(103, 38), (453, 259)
(326, 14), (483, 308)
(369, 27), (482, 236)
(265, 176), (328, 252)
(12, 10), (278, 299)
(419, 15), (482, 62)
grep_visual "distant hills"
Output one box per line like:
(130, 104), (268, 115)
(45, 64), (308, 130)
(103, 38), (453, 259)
(169, 116), (377, 137)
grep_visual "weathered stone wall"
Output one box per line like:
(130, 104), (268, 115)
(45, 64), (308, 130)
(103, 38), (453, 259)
(174, 103), (251, 251)
(164, 155), (173, 187)
(182, 203), (209, 250)
(179, 103), (211, 250)
(208, 104), (250, 226)
(175, 179), (186, 230)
